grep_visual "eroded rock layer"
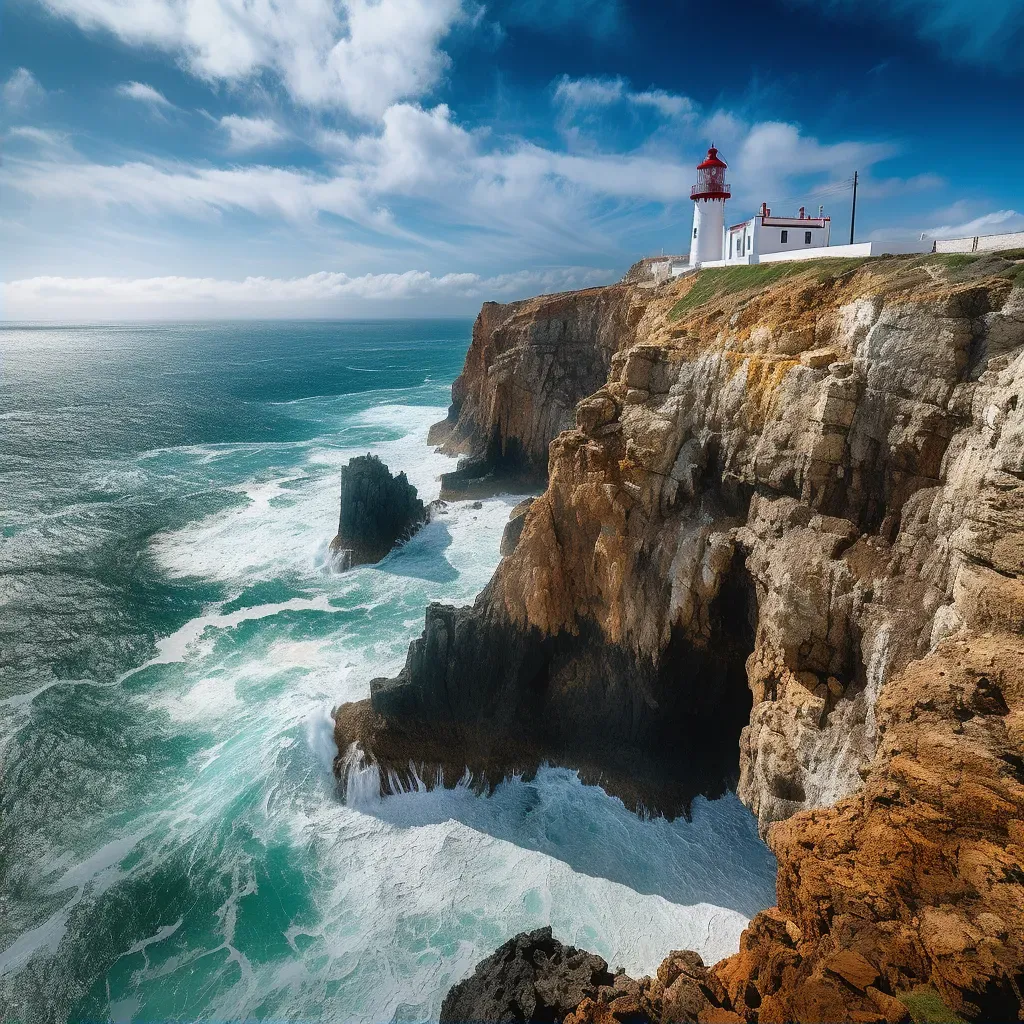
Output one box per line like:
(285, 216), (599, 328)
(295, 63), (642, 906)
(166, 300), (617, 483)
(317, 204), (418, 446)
(429, 287), (644, 496)
(335, 253), (1024, 1020)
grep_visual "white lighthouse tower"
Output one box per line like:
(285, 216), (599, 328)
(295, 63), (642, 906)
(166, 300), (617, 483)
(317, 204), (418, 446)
(688, 146), (730, 267)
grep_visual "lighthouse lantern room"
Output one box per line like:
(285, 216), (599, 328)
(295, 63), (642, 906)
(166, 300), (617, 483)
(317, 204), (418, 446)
(689, 146), (731, 267)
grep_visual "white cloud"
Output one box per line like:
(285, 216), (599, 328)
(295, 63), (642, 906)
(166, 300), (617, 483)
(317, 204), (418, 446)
(734, 122), (895, 186)
(923, 208), (1024, 239)
(553, 75), (626, 109)
(865, 204), (1024, 242)
(2, 267), (616, 318)
(36, 0), (467, 118)
(219, 115), (287, 151)
(2, 68), (46, 111)
(629, 89), (695, 119)
(0, 154), (391, 230)
(116, 81), (174, 108)
(858, 172), (945, 199)
(5, 126), (68, 148)
(2, 99), (916, 268)
(553, 75), (695, 120)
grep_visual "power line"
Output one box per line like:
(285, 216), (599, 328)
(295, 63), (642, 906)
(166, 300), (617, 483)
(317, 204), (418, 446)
(756, 177), (856, 209)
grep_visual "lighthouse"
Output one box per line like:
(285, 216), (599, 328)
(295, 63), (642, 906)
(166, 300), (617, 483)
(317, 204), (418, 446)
(689, 146), (730, 266)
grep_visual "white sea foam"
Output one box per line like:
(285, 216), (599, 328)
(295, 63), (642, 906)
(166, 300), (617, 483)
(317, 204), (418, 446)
(4, 384), (775, 1021)
(151, 404), (457, 584)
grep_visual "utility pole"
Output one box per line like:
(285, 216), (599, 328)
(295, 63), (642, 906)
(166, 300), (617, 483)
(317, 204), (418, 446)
(849, 171), (858, 244)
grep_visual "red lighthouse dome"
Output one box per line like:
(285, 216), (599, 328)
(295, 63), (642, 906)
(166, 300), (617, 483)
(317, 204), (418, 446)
(691, 146), (731, 201)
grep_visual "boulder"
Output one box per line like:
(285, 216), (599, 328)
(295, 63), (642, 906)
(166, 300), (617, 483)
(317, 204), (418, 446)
(440, 927), (616, 1024)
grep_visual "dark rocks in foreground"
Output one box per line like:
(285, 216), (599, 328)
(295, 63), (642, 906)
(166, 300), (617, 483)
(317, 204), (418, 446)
(329, 454), (427, 568)
(440, 927), (726, 1024)
(439, 927), (615, 1024)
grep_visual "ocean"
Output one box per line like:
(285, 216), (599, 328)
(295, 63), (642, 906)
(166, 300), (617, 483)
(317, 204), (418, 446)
(0, 320), (776, 1023)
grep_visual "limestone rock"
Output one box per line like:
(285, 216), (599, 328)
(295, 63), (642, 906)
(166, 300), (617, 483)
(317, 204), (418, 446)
(333, 253), (1024, 1020)
(430, 288), (646, 496)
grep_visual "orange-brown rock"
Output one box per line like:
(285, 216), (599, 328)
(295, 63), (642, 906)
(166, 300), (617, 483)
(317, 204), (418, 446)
(334, 252), (1024, 1021)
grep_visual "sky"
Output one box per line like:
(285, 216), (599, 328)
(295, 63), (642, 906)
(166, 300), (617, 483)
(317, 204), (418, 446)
(1, 0), (1022, 319)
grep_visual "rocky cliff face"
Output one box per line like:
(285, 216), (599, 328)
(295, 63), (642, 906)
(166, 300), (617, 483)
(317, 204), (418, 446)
(429, 287), (645, 496)
(335, 252), (1024, 1020)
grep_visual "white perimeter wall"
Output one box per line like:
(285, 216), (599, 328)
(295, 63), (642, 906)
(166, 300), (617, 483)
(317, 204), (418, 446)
(759, 240), (931, 263)
(934, 230), (1024, 254)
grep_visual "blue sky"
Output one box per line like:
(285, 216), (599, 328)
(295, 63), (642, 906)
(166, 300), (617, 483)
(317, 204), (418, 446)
(1, 0), (1022, 318)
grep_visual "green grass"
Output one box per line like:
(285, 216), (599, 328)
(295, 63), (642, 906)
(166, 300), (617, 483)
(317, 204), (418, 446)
(1001, 263), (1024, 287)
(929, 253), (979, 270)
(897, 985), (966, 1023)
(668, 258), (871, 319)
(667, 248), (1024, 322)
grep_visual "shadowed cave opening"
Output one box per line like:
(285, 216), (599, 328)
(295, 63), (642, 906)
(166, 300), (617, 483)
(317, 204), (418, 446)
(355, 554), (759, 819)
(520, 552), (758, 816)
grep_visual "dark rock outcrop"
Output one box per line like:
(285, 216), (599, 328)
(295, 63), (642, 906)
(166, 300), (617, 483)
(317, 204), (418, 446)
(440, 928), (617, 1024)
(337, 578), (754, 816)
(441, 932), (731, 1024)
(329, 454), (427, 567)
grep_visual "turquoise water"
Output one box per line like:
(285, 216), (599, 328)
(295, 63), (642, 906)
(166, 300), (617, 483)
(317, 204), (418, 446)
(0, 320), (776, 1023)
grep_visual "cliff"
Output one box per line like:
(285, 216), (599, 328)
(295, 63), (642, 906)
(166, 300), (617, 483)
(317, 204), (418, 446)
(428, 287), (645, 496)
(335, 252), (1024, 1021)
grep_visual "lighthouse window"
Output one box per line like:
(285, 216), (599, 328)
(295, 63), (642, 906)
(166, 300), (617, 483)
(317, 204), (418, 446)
(804, 231), (812, 244)
(693, 228), (698, 238)
(781, 230), (788, 243)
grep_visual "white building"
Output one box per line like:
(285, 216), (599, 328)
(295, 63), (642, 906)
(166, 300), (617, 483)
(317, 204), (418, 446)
(680, 145), (928, 272)
(726, 203), (831, 261)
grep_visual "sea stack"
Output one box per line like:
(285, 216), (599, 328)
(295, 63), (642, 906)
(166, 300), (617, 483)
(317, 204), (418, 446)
(330, 454), (427, 568)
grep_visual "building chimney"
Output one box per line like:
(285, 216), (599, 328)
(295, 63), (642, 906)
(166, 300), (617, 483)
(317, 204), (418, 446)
(760, 201), (767, 218)
(799, 206), (805, 219)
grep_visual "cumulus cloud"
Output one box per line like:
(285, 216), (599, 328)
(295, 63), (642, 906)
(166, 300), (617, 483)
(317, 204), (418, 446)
(116, 81), (174, 108)
(734, 122), (895, 183)
(219, 115), (287, 151)
(3, 267), (616, 318)
(36, 0), (467, 118)
(2, 98), (916, 266)
(2, 68), (46, 111)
